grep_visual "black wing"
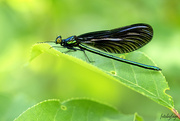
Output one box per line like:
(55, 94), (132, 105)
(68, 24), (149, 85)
(77, 23), (153, 54)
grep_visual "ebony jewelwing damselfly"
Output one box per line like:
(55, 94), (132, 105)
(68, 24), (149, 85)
(50, 23), (161, 71)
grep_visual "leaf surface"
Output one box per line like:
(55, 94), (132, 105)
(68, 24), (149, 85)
(29, 43), (178, 116)
(15, 99), (142, 121)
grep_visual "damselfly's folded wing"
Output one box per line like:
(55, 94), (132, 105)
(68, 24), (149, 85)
(77, 23), (153, 54)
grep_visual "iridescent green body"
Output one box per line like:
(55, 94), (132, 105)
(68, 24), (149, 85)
(55, 23), (161, 71)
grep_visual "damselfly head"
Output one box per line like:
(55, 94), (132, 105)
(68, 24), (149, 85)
(55, 35), (62, 44)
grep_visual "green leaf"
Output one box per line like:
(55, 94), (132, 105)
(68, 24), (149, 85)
(29, 43), (179, 117)
(15, 98), (142, 121)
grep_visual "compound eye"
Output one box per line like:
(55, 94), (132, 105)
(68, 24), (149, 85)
(55, 36), (62, 44)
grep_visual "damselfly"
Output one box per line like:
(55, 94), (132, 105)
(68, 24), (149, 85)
(53, 23), (161, 71)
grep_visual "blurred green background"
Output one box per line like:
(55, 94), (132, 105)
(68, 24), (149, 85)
(0, 0), (180, 120)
